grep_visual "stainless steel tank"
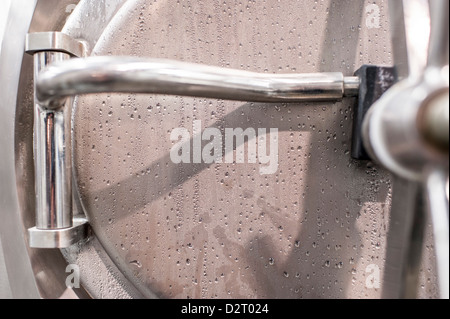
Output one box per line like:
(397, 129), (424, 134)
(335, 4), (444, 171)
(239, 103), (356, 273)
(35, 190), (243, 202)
(0, 0), (447, 299)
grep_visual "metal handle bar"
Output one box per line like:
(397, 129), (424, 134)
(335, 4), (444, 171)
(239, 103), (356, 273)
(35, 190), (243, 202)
(36, 56), (359, 109)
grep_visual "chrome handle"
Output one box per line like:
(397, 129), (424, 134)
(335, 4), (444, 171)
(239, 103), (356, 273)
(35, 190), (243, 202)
(36, 56), (358, 109)
(26, 33), (89, 248)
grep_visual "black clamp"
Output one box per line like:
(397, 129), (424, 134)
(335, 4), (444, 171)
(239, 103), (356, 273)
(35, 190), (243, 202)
(351, 65), (398, 160)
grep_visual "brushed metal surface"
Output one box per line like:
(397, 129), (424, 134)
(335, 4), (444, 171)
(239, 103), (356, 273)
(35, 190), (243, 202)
(1, 0), (440, 299)
(0, 237), (12, 299)
(70, 0), (422, 298)
(0, 0), (13, 299)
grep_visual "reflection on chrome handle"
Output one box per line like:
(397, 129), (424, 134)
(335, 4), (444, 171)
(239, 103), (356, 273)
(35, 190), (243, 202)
(36, 56), (359, 109)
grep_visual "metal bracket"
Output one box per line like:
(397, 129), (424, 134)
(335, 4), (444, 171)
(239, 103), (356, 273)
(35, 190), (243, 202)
(26, 32), (89, 249)
(351, 65), (398, 160)
(28, 217), (90, 249)
(26, 32), (86, 57)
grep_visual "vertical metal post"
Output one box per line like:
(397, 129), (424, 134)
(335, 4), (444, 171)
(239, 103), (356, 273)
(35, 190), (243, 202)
(33, 51), (73, 230)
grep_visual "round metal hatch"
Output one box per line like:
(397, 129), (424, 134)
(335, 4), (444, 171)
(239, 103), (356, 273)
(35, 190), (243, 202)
(72, 0), (394, 299)
(1, 0), (440, 299)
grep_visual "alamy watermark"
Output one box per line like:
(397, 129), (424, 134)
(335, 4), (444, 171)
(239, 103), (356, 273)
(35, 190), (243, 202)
(170, 120), (279, 175)
(365, 264), (381, 289)
(366, 4), (381, 29)
(65, 264), (80, 289)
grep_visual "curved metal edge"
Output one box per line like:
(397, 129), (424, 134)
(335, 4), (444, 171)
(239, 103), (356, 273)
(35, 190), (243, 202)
(0, 0), (42, 299)
(0, 0), (95, 299)
(61, 0), (148, 299)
